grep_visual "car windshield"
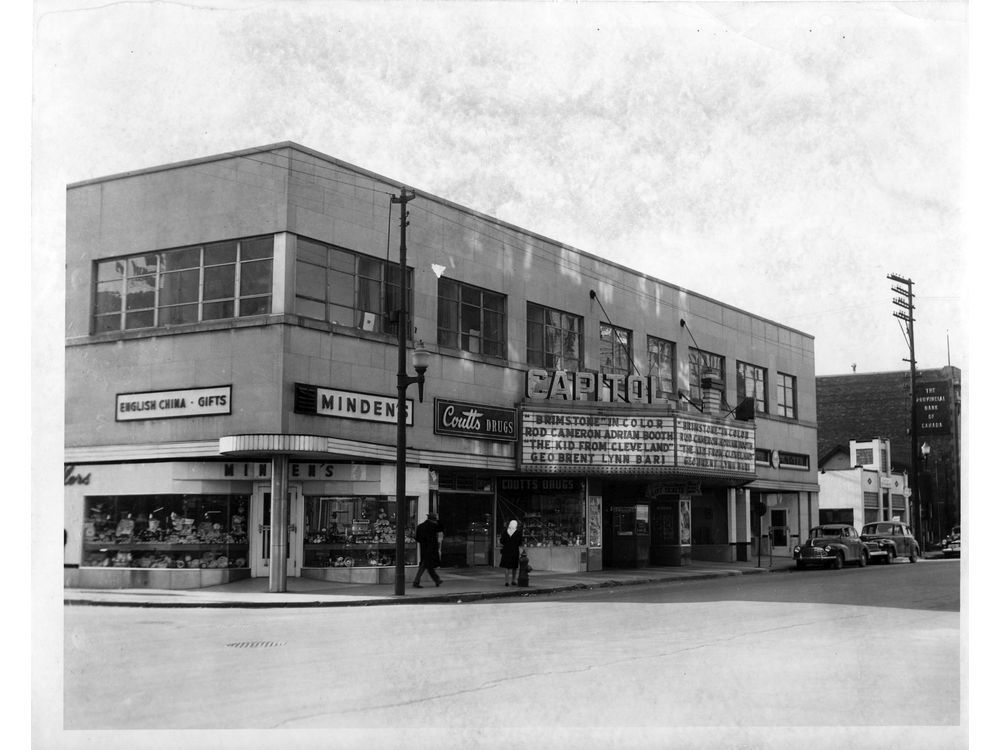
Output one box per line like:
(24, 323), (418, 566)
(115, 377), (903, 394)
(810, 528), (843, 539)
(863, 523), (893, 535)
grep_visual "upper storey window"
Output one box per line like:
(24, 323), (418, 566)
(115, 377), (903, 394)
(93, 236), (273, 333)
(688, 348), (725, 405)
(294, 237), (412, 336)
(737, 361), (768, 414)
(527, 302), (582, 371)
(647, 336), (675, 397)
(599, 323), (633, 376)
(776, 372), (798, 419)
(438, 278), (506, 357)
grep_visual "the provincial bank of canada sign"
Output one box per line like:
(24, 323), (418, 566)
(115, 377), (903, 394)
(519, 369), (756, 478)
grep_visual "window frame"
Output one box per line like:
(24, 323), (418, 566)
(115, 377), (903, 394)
(776, 371), (798, 419)
(92, 236), (274, 334)
(437, 277), (507, 357)
(646, 335), (676, 397)
(688, 348), (725, 405)
(292, 236), (413, 337)
(736, 360), (768, 414)
(526, 302), (583, 371)
(599, 322), (633, 377)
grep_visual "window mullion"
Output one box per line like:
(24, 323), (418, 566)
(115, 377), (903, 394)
(152, 255), (161, 327)
(234, 240), (242, 318)
(198, 247), (206, 322)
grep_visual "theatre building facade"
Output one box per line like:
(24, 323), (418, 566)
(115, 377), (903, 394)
(64, 142), (819, 589)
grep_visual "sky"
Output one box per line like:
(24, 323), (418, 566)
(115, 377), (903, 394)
(30, 0), (969, 378)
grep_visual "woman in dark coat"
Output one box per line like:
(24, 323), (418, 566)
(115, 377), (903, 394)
(499, 519), (523, 586)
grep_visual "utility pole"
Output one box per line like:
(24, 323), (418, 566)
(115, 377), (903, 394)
(888, 273), (921, 545)
(392, 188), (417, 596)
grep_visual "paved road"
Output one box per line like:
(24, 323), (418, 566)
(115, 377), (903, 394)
(542, 554), (960, 610)
(60, 559), (963, 749)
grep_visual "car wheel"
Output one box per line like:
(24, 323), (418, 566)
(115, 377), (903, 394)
(909, 548), (919, 563)
(884, 552), (893, 565)
(832, 553), (844, 570)
(859, 550), (868, 567)
(796, 560), (806, 570)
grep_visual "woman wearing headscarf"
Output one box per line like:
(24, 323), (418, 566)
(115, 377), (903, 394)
(499, 518), (524, 586)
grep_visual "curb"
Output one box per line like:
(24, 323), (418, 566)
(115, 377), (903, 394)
(63, 565), (776, 609)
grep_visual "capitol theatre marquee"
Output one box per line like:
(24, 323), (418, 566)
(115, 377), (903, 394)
(518, 369), (756, 481)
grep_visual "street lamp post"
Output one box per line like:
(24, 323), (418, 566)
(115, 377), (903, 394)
(919, 441), (931, 540)
(391, 188), (430, 596)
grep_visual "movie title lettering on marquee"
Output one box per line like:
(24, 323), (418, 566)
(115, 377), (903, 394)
(520, 410), (677, 474)
(519, 407), (755, 478)
(674, 419), (755, 474)
(293, 383), (412, 426)
(116, 386), (232, 421)
(434, 399), (518, 441)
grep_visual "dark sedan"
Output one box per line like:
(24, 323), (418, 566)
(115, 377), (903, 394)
(794, 524), (871, 570)
(860, 521), (920, 564)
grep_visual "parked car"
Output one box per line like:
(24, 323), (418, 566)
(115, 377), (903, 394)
(941, 526), (961, 558)
(794, 525), (871, 570)
(859, 521), (921, 564)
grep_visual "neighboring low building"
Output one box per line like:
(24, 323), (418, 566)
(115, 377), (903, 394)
(65, 142), (820, 590)
(818, 439), (910, 528)
(817, 368), (961, 545)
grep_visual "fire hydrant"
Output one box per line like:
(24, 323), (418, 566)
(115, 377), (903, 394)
(517, 552), (532, 587)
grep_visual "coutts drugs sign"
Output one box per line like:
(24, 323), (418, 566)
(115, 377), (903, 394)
(434, 399), (518, 441)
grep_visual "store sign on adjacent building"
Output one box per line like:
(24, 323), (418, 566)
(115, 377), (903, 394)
(915, 381), (952, 434)
(116, 385), (231, 421)
(434, 399), (518, 441)
(294, 383), (412, 426)
(518, 408), (755, 477)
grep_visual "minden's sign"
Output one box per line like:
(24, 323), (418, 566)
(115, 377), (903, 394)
(116, 385), (232, 421)
(434, 399), (518, 441)
(519, 408), (755, 477)
(293, 383), (412, 426)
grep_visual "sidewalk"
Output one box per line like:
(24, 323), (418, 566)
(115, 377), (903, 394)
(64, 558), (796, 608)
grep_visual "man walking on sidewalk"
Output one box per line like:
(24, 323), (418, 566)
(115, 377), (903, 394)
(413, 512), (444, 588)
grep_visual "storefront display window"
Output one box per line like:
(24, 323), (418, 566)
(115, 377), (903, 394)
(302, 496), (416, 568)
(82, 495), (250, 569)
(497, 479), (586, 547)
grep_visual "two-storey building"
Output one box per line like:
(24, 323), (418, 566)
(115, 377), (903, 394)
(64, 142), (819, 589)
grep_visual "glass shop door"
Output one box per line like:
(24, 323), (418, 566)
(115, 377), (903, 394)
(250, 483), (303, 577)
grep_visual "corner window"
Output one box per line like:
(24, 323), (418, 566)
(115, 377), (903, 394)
(647, 336), (675, 397)
(776, 372), (797, 419)
(599, 323), (632, 376)
(527, 302), (582, 370)
(737, 361), (768, 413)
(93, 236), (273, 333)
(293, 237), (412, 336)
(688, 348), (725, 405)
(437, 278), (506, 357)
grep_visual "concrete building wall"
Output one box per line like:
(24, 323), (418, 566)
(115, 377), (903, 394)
(65, 325), (287, 448)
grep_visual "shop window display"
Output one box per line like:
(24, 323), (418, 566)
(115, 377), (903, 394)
(302, 496), (416, 568)
(497, 479), (586, 548)
(82, 495), (249, 569)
